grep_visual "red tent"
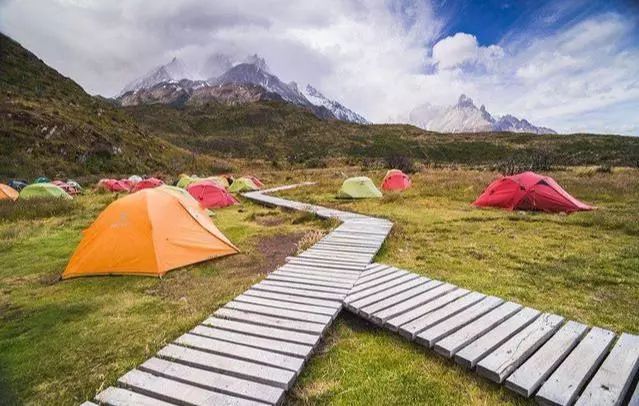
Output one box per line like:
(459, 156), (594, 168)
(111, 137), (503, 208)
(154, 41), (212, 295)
(98, 179), (131, 193)
(131, 178), (164, 193)
(473, 171), (593, 213)
(246, 176), (264, 188)
(52, 180), (80, 195)
(187, 180), (238, 209)
(381, 169), (411, 192)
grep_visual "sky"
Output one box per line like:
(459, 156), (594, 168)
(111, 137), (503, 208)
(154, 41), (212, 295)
(1, 0), (638, 134)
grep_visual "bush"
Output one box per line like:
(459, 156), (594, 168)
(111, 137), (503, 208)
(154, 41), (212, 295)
(0, 198), (77, 221)
(384, 154), (416, 173)
(595, 164), (613, 173)
(495, 150), (554, 175)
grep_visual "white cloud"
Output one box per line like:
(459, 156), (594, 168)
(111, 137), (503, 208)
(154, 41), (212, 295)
(0, 0), (637, 134)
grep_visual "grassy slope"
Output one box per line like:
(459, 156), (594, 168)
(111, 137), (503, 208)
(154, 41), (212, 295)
(0, 33), (221, 179)
(276, 167), (639, 404)
(128, 103), (639, 166)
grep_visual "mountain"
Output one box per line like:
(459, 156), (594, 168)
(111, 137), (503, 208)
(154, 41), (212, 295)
(0, 33), (220, 178)
(117, 54), (369, 123)
(409, 94), (556, 134)
(301, 85), (370, 124)
(119, 57), (194, 96)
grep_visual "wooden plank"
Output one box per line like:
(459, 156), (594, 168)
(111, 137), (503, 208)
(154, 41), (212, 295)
(505, 321), (589, 397)
(214, 308), (326, 335)
(258, 280), (350, 295)
(373, 283), (457, 325)
(476, 313), (564, 383)
(385, 288), (470, 332)
(139, 358), (285, 405)
(297, 252), (371, 265)
(434, 302), (523, 358)
(309, 245), (377, 255)
(79, 402), (99, 406)
(233, 294), (339, 317)
(157, 344), (296, 389)
(454, 307), (540, 368)
(351, 267), (402, 287)
(415, 296), (504, 348)
(279, 263), (362, 276)
(174, 333), (305, 373)
(95, 387), (174, 406)
(242, 289), (341, 308)
(355, 264), (391, 280)
(398, 292), (486, 339)
(223, 301), (332, 324)
(629, 382), (639, 406)
(348, 277), (431, 312)
(345, 273), (418, 304)
(118, 369), (263, 406)
(250, 282), (345, 302)
(575, 333), (639, 406)
(285, 258), (364, 271)
(362, 280), (444, 322)
(271, 269), (358, 283)
(266, 274), (353, 289)
(301, 249), (371, 259)
(203, 317), (320, 346)
(536, 327), (616, 406)
(190, 325), (312, 359)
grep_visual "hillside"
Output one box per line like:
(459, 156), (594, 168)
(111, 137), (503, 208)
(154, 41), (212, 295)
(127, 102), (639, 167)
(0, 33), (221, 179)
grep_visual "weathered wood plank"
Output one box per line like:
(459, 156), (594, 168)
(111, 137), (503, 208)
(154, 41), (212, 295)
(94, 386), (174, 406)
(272, 269), (358, 283)
(434, 302), (523, 358)
(279, 263), (362, 276)
(373, 283), (457, 325)
(233, 294), (339, 317)
(203, 317), (320, 346)
(266, 274), (353, 289)
(398, 292), (485, 340)
(575, 333), (639, 406)
(118, 369), (263, 405)
(536, 327), (616, 406)
(415, 296), (504, 348)
(242, 289), (341, 308)
(174, 333), (305, 373)
(190, 325), (312, 359)
(297, 252), (372, 265)
(454, 307), (540, 368)
(214, 308), (326, 335)
(476, 313), (564, 383)
(629, 382), (639, 406)
(505, 321), (589, 397)
(258, 280), (350, 295)
(250, 282), (345, 301)
(362, 280), (444, 322)
(385, 288), (470, 332)
(345, 273), (418, 304)
(352, 266), (396, 285)
(139, 357), (285, 405)
(157, 344), (296, 389)
(223, 301), (332, 324)
(285, 258), (365, 271)
(348, 277), (431, 312)
(79, 402), (99, 406)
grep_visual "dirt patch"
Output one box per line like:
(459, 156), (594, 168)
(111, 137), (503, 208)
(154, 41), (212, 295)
(254, 214), (287, 227)
(254, 232), (306, 273)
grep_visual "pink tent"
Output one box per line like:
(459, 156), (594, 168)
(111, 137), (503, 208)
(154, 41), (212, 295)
(381, 169), (411, 192)
(98, 179), (131, 193)
(131, 178), (164, 193)
(187, 180), (238, 209)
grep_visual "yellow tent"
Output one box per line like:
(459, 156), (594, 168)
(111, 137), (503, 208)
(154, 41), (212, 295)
(62, 188), (238, 279)
(0, 184), (19, 201)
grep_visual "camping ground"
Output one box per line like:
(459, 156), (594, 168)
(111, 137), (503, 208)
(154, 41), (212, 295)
(1, 166), (638, 405)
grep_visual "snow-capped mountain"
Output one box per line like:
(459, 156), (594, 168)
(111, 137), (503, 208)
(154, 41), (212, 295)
(119, 57), (194, 97)
(302, 85), (370, 124)
(117, 54), (369, 124)
(409, 95), (555, 134)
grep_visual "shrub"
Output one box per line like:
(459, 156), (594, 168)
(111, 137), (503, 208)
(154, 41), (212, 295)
(0, 198), (77, 221)
(595, 164), (613, 173)
(495, 150), (554, 175)
(384, 154), (416, 173)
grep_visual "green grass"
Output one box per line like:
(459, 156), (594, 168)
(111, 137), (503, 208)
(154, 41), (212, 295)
(1, 167), (637, 405)
(0, 189), (328, 405)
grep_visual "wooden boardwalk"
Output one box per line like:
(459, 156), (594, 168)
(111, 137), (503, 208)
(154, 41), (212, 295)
(83, 183), (639, 405)
(84, 184), (392, 405)
(345, 263), (639, 406)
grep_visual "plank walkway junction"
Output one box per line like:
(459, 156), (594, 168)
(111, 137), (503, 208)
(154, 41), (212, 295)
(83, 183), (639, 406)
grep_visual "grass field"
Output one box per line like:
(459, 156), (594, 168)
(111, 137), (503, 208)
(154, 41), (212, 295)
(1, 166), (637, 405)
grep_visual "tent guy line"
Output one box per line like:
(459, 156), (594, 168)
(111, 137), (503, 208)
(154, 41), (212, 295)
(81, 183), (637, 406)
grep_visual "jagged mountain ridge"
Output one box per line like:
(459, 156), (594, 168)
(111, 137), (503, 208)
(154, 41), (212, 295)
(117, 55), (369, 123)
(409, 95), (556, 134)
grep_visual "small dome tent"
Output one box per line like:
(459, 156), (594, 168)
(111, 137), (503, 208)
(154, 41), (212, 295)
(337, 177), (383, 199)
(473, 171), (593, 213)
(381, 169), (411, 192)
(20, 183), (72, 200)
(62, 188), (238, 279)
(187, 180), (238, 209)
(131, 178), (164, 193)
(0, 184), (19, 201)
(229, 177), (260, 193)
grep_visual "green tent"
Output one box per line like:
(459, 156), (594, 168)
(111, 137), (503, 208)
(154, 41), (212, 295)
(176, 175), (198, 189)
(229, 177), (259, 193)
(20, 183), (72, 200)
(34, 176), (50, 184)
(204, 176), (230, 188)
(337, 177), (383, 199)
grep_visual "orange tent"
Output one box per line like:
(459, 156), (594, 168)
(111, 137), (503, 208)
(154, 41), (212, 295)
(62, 188), (239, 279)
(0, 183), (19, 201)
